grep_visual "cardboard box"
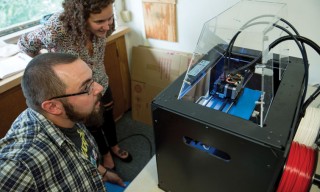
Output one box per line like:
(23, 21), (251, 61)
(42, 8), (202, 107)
(131, 46), (192, 125)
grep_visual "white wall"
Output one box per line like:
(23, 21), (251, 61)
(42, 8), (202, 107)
(114, 0), (240, 65)
(285, 0), (320, 85)
(115, 0), (320, 85)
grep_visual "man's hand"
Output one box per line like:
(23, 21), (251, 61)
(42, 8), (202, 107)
(103, 169), (126, 187)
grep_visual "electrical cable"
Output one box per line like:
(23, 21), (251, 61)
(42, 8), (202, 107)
(223, 31), (241, 79)
(226, 15), (307, 73)
(314, 174), (320, 188)
(240, 15), (307, 56)
(224, 16), (317, 118)
(228, 22), (308, 76)
(118, 133), (154, 159)
(225, 21), (310, 121)
(269, 35), (320, 58)
(269, 35), (320, 114)
(221, 15), (320, 191)
(240, 15), (307, 52)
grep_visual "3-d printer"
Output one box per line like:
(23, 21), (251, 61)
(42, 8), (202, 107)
(151, 1), (320, 191)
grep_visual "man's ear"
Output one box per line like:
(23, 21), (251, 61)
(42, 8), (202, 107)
(41, 100), (63, 115)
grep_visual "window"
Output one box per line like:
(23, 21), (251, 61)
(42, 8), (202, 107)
(0, 0), (63, 37)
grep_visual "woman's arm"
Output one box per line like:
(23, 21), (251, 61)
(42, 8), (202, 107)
(17, 27), (51, 57)
(17, 14), (62, 57)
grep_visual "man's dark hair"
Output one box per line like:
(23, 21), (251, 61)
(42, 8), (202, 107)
(21, 52), (78, 112)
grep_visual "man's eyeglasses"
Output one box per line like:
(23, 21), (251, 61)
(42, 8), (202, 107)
(49, 80), (95, 100)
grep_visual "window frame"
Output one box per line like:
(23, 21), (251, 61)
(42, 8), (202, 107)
(0, 19), (40, 37)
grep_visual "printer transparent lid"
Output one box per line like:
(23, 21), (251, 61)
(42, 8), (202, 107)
(178, 0), (288, 127)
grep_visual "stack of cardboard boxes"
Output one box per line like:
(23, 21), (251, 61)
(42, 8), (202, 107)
(131, 46), (192, 125)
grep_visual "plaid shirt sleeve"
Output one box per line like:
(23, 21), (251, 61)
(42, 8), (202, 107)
(0, 109), (106, 191)
(0, 158), (36, 191)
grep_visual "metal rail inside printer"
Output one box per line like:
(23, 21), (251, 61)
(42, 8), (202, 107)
(178, 42), (286, 127)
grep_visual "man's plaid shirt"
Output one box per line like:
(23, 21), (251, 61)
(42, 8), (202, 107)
(0, 108), (106, 191)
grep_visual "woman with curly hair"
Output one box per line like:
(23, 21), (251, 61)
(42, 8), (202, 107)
(18, 0), (132, 179)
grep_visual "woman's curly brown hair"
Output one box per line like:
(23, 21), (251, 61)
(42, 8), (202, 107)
(59, 0), (115, 47)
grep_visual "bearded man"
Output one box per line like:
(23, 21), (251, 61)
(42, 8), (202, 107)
(0, 53), (124, 191)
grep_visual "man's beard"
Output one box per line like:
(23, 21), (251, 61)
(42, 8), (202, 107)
(62, 97), (104, 128)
